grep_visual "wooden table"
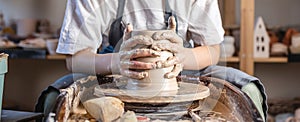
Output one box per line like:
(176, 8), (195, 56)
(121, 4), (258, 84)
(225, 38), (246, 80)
(1, 110), (43, 122)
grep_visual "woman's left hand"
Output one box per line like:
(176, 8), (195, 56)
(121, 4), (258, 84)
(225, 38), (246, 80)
(149, 16), (193, 78)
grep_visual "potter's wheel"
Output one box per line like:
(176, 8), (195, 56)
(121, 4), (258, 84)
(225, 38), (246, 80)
(94, 81), (209, 104)
(94, 75), (210, 114)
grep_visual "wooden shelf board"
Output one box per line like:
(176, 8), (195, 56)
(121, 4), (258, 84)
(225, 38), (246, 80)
(220, 57), (288, 63)
(46, 55), (66, 60)
(254, 57), (288, 63)
(220, 57), (239, 62)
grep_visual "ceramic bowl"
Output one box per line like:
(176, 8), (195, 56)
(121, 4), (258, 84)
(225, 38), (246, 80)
(46, 39), (58, 55)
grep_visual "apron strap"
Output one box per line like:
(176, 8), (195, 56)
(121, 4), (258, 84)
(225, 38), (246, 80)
(108, 0), (126, 50)
(117, 0), (126, 19)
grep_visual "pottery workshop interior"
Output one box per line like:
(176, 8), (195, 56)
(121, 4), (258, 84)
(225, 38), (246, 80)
(0, 0), (300, 121)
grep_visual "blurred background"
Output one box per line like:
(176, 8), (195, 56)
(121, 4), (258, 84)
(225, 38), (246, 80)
(0, 0), (65, 33)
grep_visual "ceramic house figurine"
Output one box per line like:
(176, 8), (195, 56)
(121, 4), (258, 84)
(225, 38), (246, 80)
(254, 17), (270, 58)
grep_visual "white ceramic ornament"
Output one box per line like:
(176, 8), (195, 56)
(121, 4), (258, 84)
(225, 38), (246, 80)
(254, 17), (270, 58)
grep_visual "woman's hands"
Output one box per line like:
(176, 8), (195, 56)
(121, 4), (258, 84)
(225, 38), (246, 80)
(116, 16), (188, 79)
(150, 16), (189, 78)
(151, 30), (189, 78)
(116, 24), (159, 79)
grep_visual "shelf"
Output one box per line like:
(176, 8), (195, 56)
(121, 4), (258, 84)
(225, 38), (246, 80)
(254, 57), (288, 63)
(220, 57), (239, 63)
(220, 57), (288, 63)
(46, 54), (66, 60)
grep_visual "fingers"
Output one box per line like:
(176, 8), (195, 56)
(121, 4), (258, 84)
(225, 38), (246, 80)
(131, 49), (160, 59)
(152, 31), (182, 44)
(119, 48), (160, 59)
(120, 35), (153, 51)
(164, 63), (183, 79)
(163, 56), (179, 67)
(120, 69), (148, 80)
(119, 48), (159, 70)
(126, 24), (133, 33)
(152, 42), (180, 53)
(120, 61), (183, 79)
(168, 16), (177, 31)
(120, 60), (156, 70)
(121, 23), (153, 51)
(123, 23), (133, 41)
(154, 56), (178, 69)
(120, 62), (183, 79)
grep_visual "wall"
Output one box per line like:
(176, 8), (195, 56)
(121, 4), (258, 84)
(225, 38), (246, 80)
(0, 0), (67, 32)
(3, 59), (69, 111)
(236, 0), (300, 27)
(0, 0), (68, 111)
(255, 63), (300, 99)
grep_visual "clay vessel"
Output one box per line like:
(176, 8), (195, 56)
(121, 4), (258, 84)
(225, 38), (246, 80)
(125, 30), (179, 97)
(221, 36), (235, 57)
(285, 108), (300, 122)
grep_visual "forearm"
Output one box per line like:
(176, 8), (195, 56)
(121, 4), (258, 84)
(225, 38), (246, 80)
(182, 44), (220, 70)
(66, 49), (118, 75)
(65, 44), (220, 75)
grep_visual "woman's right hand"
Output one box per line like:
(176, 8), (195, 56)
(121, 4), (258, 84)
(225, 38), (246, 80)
(114, 24), (160, 79)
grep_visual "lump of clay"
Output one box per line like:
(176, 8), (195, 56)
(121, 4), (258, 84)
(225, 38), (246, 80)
(83, 97), (124, 122)
(120, 111), (138, 122)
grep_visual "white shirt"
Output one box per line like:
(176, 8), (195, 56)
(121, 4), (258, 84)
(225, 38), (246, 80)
(57, 0), (224, 54)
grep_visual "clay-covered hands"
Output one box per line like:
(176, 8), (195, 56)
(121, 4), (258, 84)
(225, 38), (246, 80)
(151, 16), (187, 78)
(116, 16), (186, 80)
(117, 24), (160, 79)
(151, 30), (186, 78)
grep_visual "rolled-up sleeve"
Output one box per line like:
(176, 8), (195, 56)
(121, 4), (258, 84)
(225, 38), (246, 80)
(57, 0), (116, 54)
(188, 0), (224, 46)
